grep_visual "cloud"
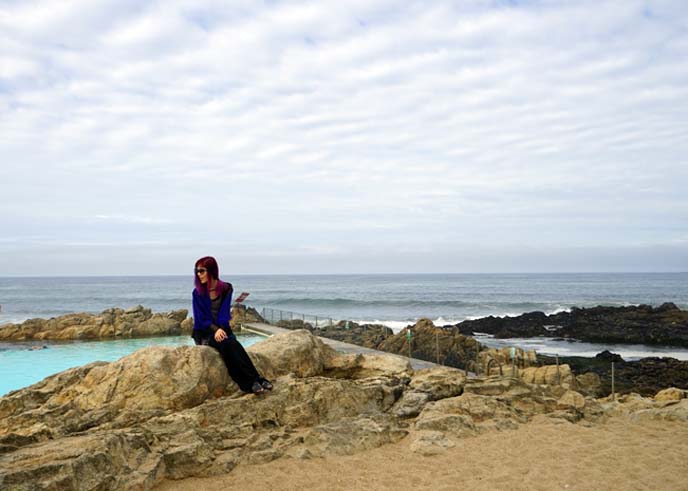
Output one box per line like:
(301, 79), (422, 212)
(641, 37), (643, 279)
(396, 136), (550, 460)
(0, 0), (687, 274)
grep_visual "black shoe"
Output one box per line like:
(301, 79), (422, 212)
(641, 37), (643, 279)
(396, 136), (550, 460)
(251, 381), (265, 394)
(261, 380), (273, 391)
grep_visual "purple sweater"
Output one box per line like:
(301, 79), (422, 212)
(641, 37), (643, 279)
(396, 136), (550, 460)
(192, 283), (233, 333)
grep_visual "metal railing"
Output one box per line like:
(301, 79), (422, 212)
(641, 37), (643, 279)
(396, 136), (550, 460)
(261, 307), (335, 329)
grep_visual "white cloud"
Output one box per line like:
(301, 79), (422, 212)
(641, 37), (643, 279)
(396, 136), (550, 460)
(0, 0), (686, 274)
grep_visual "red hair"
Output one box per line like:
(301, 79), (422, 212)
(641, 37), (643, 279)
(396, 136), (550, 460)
(194, 256), (229, 297)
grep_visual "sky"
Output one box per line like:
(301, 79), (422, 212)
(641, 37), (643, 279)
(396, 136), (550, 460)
(0, 0), (687, 275)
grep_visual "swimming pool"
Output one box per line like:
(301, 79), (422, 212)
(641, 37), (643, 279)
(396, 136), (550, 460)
(0, 333), (266, 396)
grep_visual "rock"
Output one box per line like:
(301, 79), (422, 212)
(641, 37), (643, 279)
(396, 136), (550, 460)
(323, 353), (412, 380)
(454, 304), (688, 347)
(576, 372), (602, 397)
(4, 327), (685, 491)
(393, 391), (432, 418)
(300, 415), (408, 457)
(0, 331), (413, 490)
(277, 320), (394, 349)
(0, 307), (189, 341)
(557, 390), (586, 411)
(0, 346), (232, 450)
(377, 319), (483, 370)
(410, 431), (456, 455)
(408, 366), (466, 399)
(181, 317), (194, 332)
(247, 329), (337, 379)
(654, 387), (687, 402)
(480, 346), (538, 374)
(595, 350), (624, 363)
(519, 364), (575, 387)
(281, 318), (485, 372)
(539, 354), (688, 398)
(391, 367), (466, 418)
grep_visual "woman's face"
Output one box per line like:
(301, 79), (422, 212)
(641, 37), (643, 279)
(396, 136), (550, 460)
(195, 266), (208, 284)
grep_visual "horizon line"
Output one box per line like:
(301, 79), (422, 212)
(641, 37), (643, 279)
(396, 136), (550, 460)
(1, 271), (687, 279)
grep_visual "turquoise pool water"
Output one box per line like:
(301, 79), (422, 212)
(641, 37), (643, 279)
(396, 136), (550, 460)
(0, 333), (265, 396)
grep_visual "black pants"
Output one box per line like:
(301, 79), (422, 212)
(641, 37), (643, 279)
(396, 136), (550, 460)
(202, 334), (263, 392)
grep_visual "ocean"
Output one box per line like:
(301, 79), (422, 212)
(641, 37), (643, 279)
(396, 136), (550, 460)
(1, 273), (688, 362)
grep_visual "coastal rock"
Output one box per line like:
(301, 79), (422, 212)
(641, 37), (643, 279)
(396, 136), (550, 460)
(0, 307), (188, 341)
(654, 387), (687, 402)
(323, 352), (412, 380)
(392, 366), (466, 418)
(409, 431), (456, 455)
(480, 346), (538, 373)
(248, 329), (337, 378)
(519, 364), (575, 387)
(408, 366), (466, 399)
(280, 318), (485, 372)
(0, 331), (412, 490)
(575, 372), (602, 397)
(557, 390), (586, 411)
(598, 393), (688, 423)
(3, 327), (684, 491)
(454, 304), (688, 347)
(414, 376), (573, 437)
(377, 319), (483, 370)
(278, 320), (394, 349)
(0, 345), (232, 451)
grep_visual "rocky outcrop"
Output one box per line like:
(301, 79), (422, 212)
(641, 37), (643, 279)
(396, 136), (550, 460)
(0, 306), (188, 341)
(2, 330), (686, 490)
(456, 303), (688, 346)
(277, 319), (394, 348)
(378, 319), (483, 370)
(0, 330), (411, 490)
(280, 318), (486, 370)
(543, 352), (688, 397)
(479, 346), (539, 374)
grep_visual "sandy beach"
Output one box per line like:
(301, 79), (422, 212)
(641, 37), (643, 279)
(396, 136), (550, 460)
(156, 416), (688, 491)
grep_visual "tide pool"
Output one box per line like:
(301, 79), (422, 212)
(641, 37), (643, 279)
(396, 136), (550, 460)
(0, 333), (265, 396)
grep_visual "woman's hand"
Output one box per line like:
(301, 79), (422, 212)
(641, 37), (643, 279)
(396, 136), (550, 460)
(214, 328), (228, 342)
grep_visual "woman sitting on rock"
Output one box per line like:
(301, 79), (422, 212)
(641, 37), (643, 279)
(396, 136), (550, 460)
(191, 256), (273, 395)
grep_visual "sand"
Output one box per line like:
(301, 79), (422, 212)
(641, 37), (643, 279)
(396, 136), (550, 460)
(155, 417), (688, 491)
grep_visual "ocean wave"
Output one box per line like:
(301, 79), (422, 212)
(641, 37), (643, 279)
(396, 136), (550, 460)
(265, 297), (560, 310)
(356, 317), (465, 333)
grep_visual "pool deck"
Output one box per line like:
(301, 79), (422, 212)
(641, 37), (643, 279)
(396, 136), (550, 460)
(242, 322), (442, 371)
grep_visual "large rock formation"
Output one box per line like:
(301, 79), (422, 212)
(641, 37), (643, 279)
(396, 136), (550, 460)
(276, 319), (394, 348)
(0, 306), (188, 341)
(279, 318), (487, 370)
(2, 330), (686, 491)
(456, 303), (688, 346)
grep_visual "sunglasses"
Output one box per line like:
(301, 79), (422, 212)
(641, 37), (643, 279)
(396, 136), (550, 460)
(195, 268), (207, 274)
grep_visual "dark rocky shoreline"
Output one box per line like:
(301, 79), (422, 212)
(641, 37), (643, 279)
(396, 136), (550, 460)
(452, 302), (688, 347)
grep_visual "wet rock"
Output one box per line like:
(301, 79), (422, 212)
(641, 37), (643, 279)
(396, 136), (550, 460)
(455, 304), (688, 347)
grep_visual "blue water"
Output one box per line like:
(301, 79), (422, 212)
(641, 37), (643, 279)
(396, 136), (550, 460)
(1, 273), (686, 328)
(1, 273), (687, 394)
(0, 334), (264, 396)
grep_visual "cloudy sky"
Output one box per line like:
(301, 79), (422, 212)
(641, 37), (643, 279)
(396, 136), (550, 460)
(1, 0), (686, 275)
